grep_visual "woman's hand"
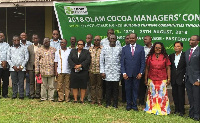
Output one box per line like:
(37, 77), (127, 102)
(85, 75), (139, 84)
(145, 79), (148, 86)
(166, 79), (170, 86)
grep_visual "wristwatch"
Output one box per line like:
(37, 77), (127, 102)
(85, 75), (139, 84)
(20, 66), (24, 69)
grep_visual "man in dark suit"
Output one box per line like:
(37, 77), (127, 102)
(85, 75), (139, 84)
(27, 34), (42, 99)
(169, 41), (186, 116)
(121, 33), (145, 111)
(185, 35), (200, 121)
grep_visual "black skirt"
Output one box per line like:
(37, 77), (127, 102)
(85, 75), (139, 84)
(70, 69), (89, 89)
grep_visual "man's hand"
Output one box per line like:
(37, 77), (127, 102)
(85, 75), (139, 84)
(35, 73), (40, 77)
(136, 73), (142, 80)
(123, 73), (128, 80)
(193, 81), (200, 86)
(18, 67), (23, 71)
(1, 61), (7, 69)
(101, 73), (106, 79)
(55, 72), (58, 77)
(12, 66), (18, 72)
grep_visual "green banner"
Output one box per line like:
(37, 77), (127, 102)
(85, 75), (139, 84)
(54, 0), (199, 54)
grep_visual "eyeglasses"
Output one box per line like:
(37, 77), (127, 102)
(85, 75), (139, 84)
(155, 47), (161, 49)
(53, 33), (59, 35)
(94, 39), (100, 41)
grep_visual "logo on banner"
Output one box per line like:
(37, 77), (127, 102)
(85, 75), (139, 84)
(64, 6), (88, 15)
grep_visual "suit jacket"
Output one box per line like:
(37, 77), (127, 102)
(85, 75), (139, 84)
(185, 46), (200, 84)
(169, 52), (186, 85)
(121, 44), (145, 77)
(68, 49), (91, 71)
(27, 44), (42, 70)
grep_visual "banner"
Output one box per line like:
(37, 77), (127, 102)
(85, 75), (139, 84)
(54, 0), (199, 54)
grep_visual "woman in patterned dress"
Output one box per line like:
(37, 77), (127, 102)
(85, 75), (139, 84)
(144, 42), (171, 115)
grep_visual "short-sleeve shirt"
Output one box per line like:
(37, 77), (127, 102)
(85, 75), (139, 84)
(146, 53), (171, 81)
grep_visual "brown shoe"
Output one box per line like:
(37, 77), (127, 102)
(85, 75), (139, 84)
(97, 102), (102, 106)
(91, 101), (96, 104)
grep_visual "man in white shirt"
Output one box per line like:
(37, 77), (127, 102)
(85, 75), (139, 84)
(101, 29), (121, 47)
(100, 34), (122, 108)
(0, 32), (9, 98)
(85, 34), (94, 50)
(50, 30), (61, 50)
(138, 35), (153, 105)
(54, 39), (71, 102)
(7, 35), (29, 99)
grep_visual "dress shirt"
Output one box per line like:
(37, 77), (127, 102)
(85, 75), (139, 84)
(174, 51), (182, 68)
(190, 45), (198, 54)
(100, 45), (122, 81)
(130, 43), (136, 53)
(35, 46), (57, 77)
(68, 46), (76, 49)
(50, 39), (61, 50)
(20, 40), (32, 48)
(33, 44), (39, 54)
(144, 43), (153, 59)
(7, 45), (29, 71)
(54, 49), (71, 74)
(84, 43), (94, 50)
(89, 46), (102, 74)
(0, 42), (9, 68)
(100, 38), (121, 47)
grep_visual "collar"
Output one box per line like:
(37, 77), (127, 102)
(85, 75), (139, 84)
(175, 51), (182, 56)
(85, 43), (93, 47)
(92, 45), (102, 49)
(20, 40), (28, 45)
(130, 43), (136, 47)
(144, 43), (153, 48)
(191, 45), (198, 51)
(50, 39), (60, 43)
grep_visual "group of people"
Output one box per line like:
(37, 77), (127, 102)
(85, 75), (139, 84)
(0, 29), (199, 121)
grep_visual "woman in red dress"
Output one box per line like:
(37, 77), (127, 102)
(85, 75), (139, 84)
(144, 42), (171, 115)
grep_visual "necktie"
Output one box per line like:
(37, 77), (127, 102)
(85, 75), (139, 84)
(132, 45), (134, 56)
(189, 48), (193, 61)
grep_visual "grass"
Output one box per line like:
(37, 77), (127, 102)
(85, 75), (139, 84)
(0, 88), (198, 123)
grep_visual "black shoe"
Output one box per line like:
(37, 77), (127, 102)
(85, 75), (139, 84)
(19, 97), (24, 100)
(173, 111), (179, 115)
(35, 96), (40, 99)
(3, 95), (9, 98)
(194, 118), (199, 121)
(106, 104), (110, 108)
(113, 105), (118, 108)
(126, 107), (132, 111)
(179, 113), (184, 117)
(133, 108), (139, 111)
(26, 95), (31, 99)
(12, 96), (17, 99)
(30, 96), (35, 99)
(73, 101), (78, 103)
